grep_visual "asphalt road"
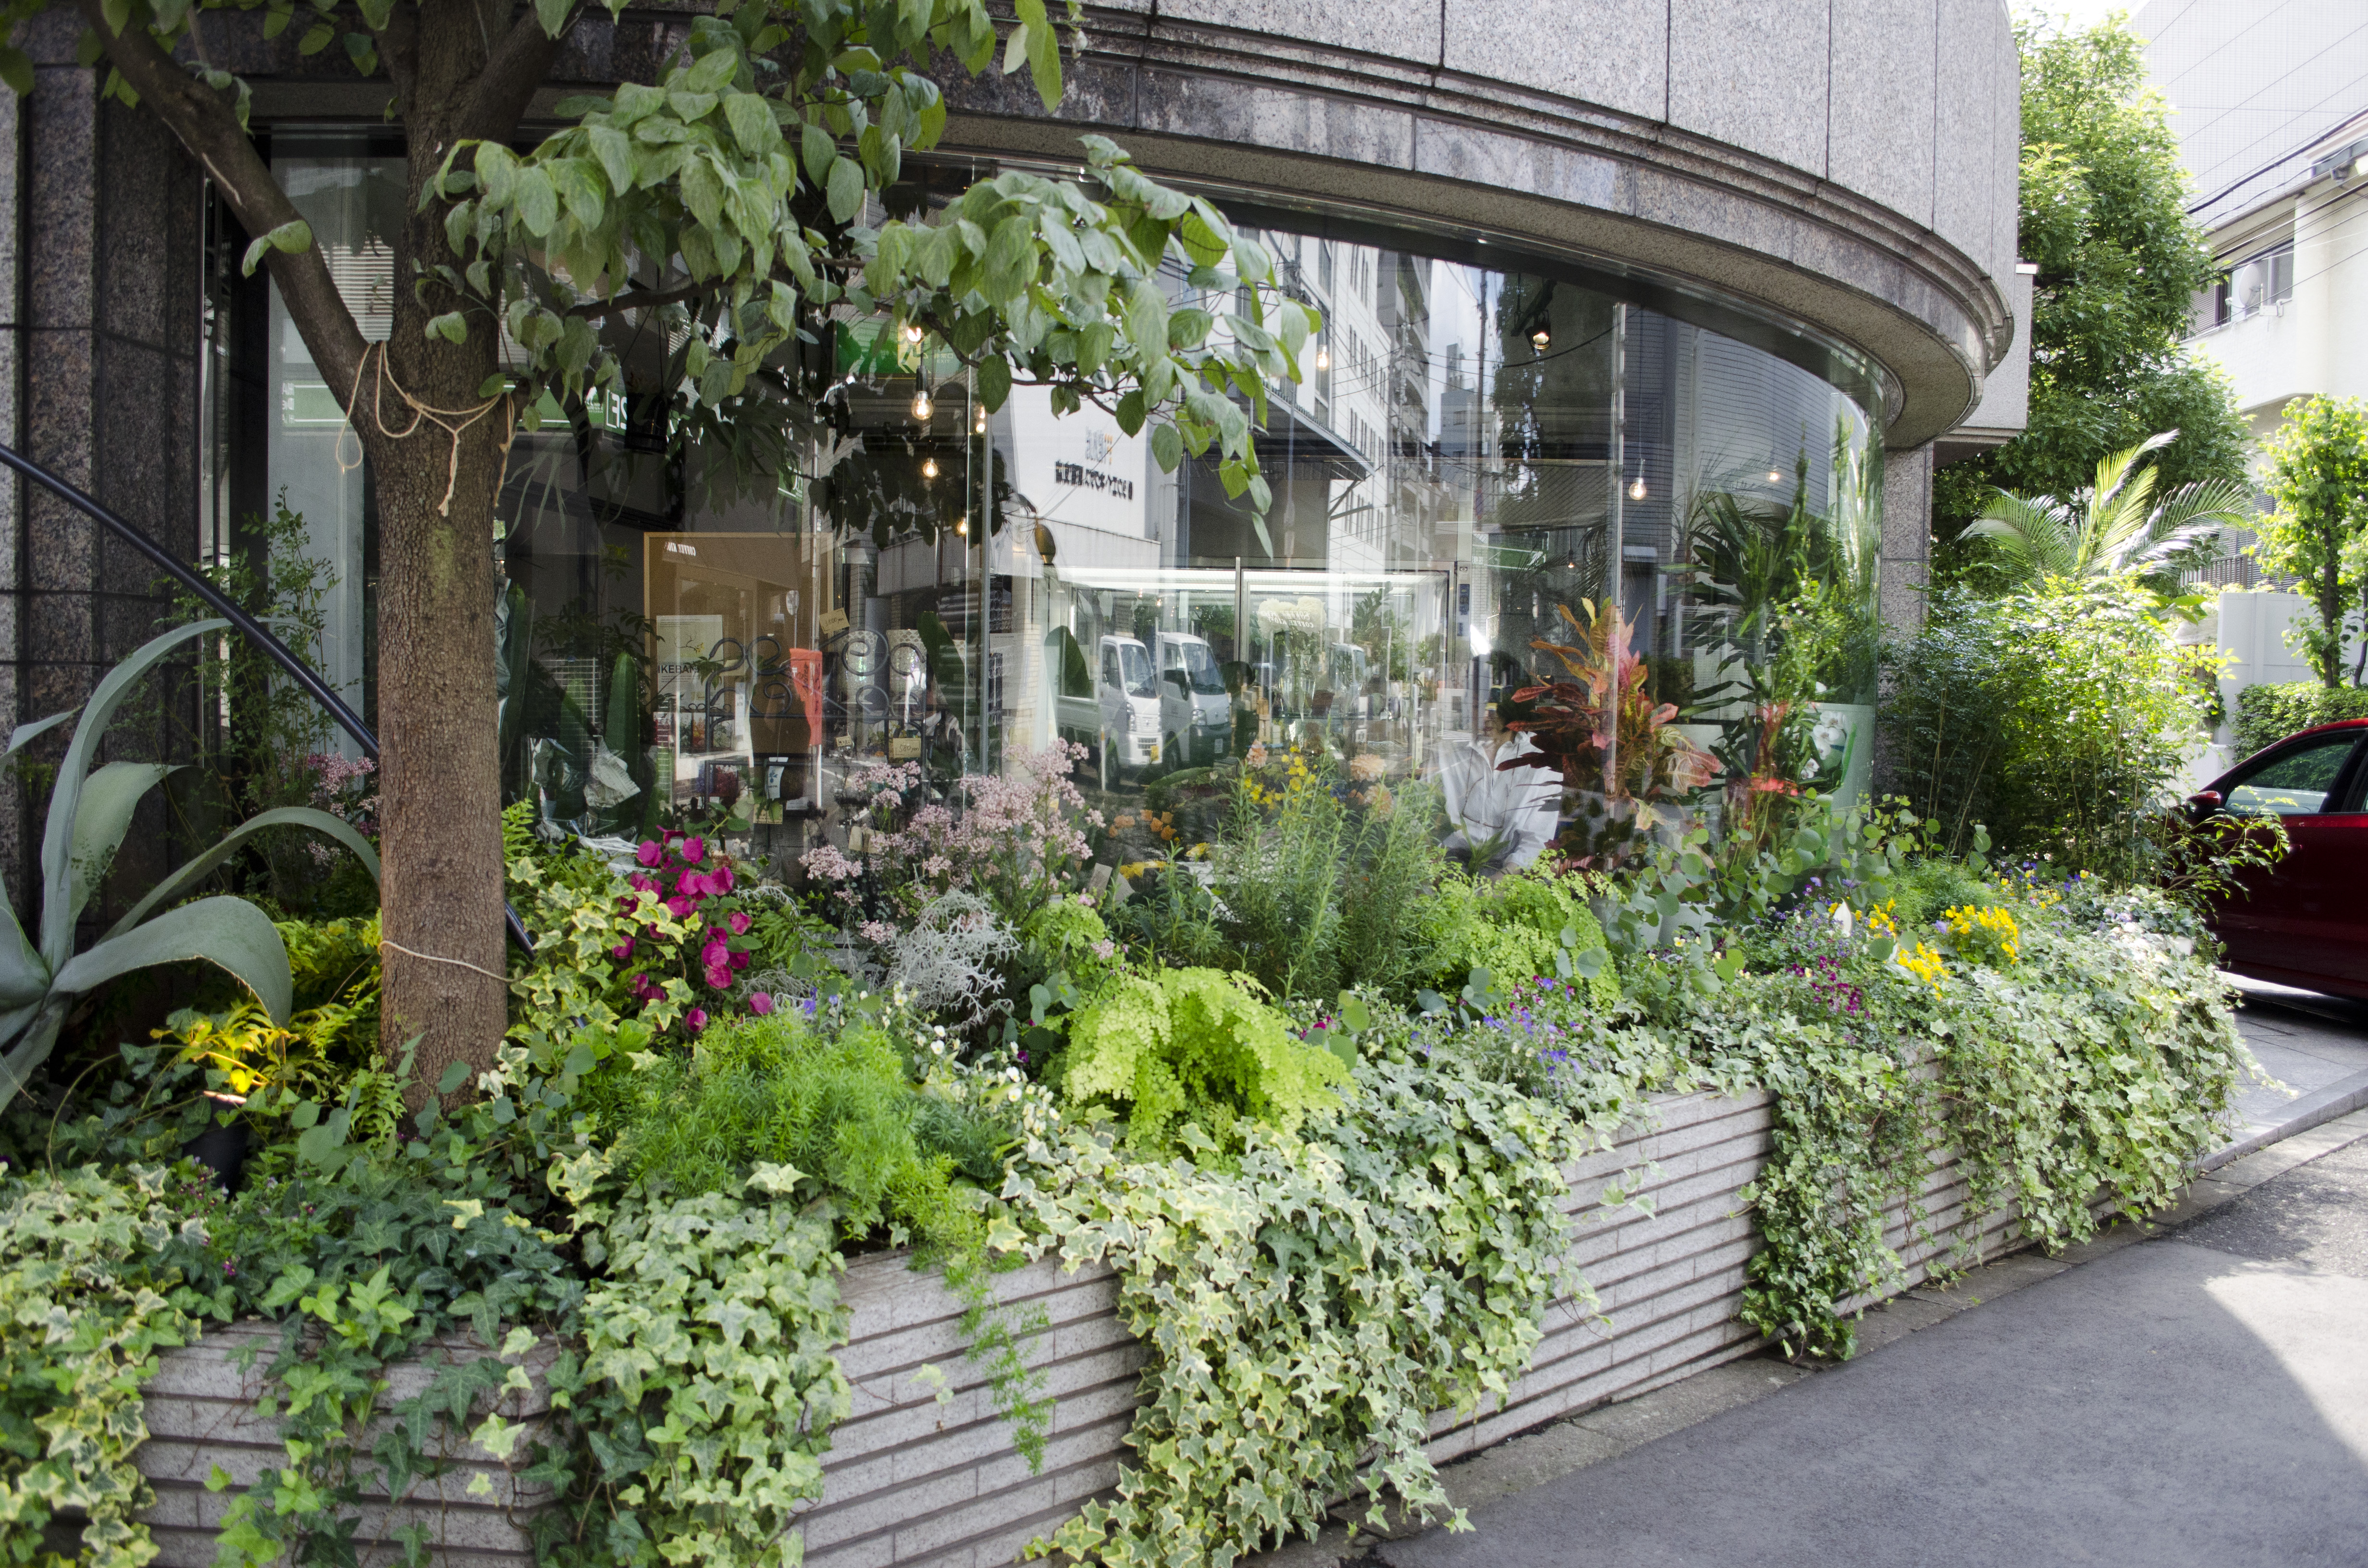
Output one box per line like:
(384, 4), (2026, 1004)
(1377, 1127), (2368, 1568)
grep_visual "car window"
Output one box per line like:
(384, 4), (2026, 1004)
(1102, 647), (1122, 691)
(2225, 735), (2361, 817)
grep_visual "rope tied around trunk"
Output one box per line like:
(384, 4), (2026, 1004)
(338, 341), (517, 517)
(379, 935), (514, 987)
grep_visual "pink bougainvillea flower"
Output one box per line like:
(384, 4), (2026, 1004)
(636, 840), (664, 868)
(728, 910), (752, 936)
(705, 966), (732, 991)
(750, 992), (776, 1016)
(610, 937), (635, 962)
(701, 938), (730, 966)
(729, 949), (751, 972)
(685, 1008), (708, 1033)
(665, 894), (698, 919)
(627, 872), (657, 894)
(711, 864), (735, 894)
(680, 836), (707, 863)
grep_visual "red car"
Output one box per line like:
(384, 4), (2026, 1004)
(2188, 717), (2368, 1001)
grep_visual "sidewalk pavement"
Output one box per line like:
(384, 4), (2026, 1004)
(1248, 977), (2368, 1568)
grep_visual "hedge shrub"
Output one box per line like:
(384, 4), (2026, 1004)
(2231, 680), (2368, 760)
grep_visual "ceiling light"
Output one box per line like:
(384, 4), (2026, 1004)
(922, 456), (939, 478)
(1628, 477), (1647, 501)
(1530, 328), (1551, 351)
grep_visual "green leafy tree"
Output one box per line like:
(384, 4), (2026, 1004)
(2253, 395), (2368, 688)
(1932, 12), (2248, 560)
(1, 0), (1310, 1092)
(1961, 429), (2250, 595)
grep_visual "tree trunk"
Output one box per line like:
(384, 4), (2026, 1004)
(81, 0), (571, 1102)
(370, 422), (510, 1101)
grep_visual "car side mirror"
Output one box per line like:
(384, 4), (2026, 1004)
(2185, 789), (2224, 823)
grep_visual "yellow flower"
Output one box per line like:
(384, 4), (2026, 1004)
(1898, 940), (1946, 989)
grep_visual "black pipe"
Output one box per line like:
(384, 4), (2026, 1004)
(0, 441), (535, 955)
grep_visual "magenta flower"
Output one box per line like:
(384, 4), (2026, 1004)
(665, 894), (698, 919)
(728, 910), (752, 936)
(729, 949), (751, 972)
(711, 864), (735, 894)
(627, 872), (657, 894)
(685, 1007), (708, 1033)
(610, 937), (635, 962)
(681, 836), (707, 863)
(750, 992), (775, 1016)
(701, 938), (730, 968)
(705, 966), (732, 990)
(636, 840), (664, 867)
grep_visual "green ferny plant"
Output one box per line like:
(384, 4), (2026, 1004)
(1056, 967), (1352, 1152)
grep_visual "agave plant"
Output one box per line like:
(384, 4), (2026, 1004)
(1962, 431), (2254, 594)
(0, 620), (381, 1105)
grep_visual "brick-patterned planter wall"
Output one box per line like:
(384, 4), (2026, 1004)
(134, 1322), (558, 1568)
(136, 1083), (2035, 1568)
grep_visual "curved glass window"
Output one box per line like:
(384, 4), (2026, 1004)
(244, 145), (1882, 871)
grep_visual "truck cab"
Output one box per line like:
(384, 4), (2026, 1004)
(1155, 631), (1233, 767)
(1053, 631), (1162, 783)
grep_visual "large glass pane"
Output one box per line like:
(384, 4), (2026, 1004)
(248, 150), (1885, 880)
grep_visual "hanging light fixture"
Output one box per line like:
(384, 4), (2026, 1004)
(957, 516), (970, 536)
(911, 379), (934, 422)
(974, 404), (987, 434)
(1628, 476), (1647, 501)
(902, 321), (925, 346)
(1315, 346), (1331, 371)
(1767, 468), (1784, 484)
(922, 456), (939, 479)
(1530, 327), (1551, 351)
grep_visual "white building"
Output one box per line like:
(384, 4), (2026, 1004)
(2138, 0), (2367, 744)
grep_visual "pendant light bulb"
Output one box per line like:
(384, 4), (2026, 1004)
(1315, 347), (1331, 371)
(974, 405), (987, 434)
(922, 456), (939, 479)
(1627, 476), (1647, 502)
(902, 321), (925, 346)
(1767, 468), (1784, 484)
(912, 387), (933, 422)
(1530, 328), (1551, 351)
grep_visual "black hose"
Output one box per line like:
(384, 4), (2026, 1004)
(0, 441), (535, 955)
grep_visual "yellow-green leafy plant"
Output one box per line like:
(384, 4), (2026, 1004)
(1054, 967), (1352, 1152)
(1423, 867), (1620, 1009)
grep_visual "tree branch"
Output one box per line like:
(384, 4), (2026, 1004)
(564, 282), (713, 321)
(374, 2), (422, 114)
(78, 0), (367, 404)
(460, 0), (575, 144)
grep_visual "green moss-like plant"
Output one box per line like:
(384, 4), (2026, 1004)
(1056, 967), (1353, 1151)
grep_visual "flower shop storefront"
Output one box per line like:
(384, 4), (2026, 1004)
(247, 141), (1885, 868)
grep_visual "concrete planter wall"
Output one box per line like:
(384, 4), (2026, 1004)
(134, 1322), (559, 1568)
(136, 1084), (2033, 1568)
